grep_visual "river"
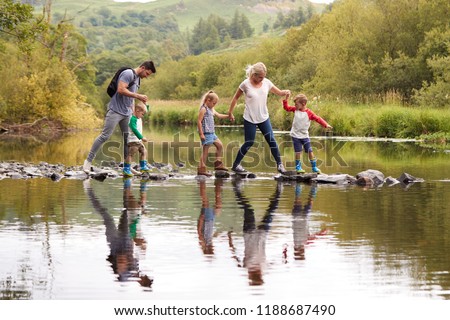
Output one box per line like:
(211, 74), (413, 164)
(0, 126), (449, 300)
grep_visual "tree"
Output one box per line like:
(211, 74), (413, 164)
(0, 0), (46, 54)
(229, 10), (253, 39)
(189, 18), (220, 55)
(414, 26), (450, 107)
(0, 0), (100, 127)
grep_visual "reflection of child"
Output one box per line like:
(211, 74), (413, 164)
(197, 179), (223, 254)
(197, 90), (229, 176)
(124, 179), (148, 251)
(122, 178), (152, 286)
(283, 93), (332, 173)
(292, 184), (327, 260)
(123, 101), (150, 177)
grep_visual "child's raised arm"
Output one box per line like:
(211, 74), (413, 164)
(282, 99), (296, 112)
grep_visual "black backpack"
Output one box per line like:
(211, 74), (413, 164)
(106, 67), (138, 97)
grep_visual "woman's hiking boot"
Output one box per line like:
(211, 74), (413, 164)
(232, 164), (247, 173)
(277, 163), (287, 174)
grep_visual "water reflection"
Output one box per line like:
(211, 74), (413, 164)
(291, 184), (327, 261)
(1, 130), (450, 299)
(197, 179), (223, 255)
(84, 178), (153, 288)
(229, 179), (282, 286)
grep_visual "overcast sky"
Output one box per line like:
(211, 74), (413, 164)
(113, 0), (336, 3)
(310, 0), (334, 3)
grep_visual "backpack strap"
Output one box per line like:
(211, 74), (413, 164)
(126, 69), (139, 90)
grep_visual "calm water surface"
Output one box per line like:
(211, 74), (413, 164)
(0, 128), (449, 300)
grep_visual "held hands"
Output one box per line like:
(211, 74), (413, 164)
(228, 112), (235, 122)
(137, 94), (148, 103)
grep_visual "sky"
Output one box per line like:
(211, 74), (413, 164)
(113, 0), (335, 3)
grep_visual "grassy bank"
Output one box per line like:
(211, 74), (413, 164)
(147, 99), (450, 140)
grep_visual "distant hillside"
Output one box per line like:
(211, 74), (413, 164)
(36, 0), (325, 32)
(28, 0), (328, 92)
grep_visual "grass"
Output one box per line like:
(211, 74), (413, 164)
(147, 99), (450, 139)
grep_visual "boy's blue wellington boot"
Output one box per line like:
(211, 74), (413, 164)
(140, 160), (151, 173)
(295, 183), (302, 197)
(123, 162), (133, 177)
(295, 160), (305, 174)
(310, 158), (321, 173)
(123, 177), (132, 188)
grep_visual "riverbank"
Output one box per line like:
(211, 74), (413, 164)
(2, 101), (450, 143)
(0, 117), (67, 138)
(147, 100), (450, 140)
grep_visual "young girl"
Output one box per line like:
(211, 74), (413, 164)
(283, 93), (332, 173)
(197, 90), (229, 176)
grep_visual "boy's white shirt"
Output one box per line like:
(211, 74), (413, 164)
(128, 116), (143, 143)
(290, 110), (311, 139)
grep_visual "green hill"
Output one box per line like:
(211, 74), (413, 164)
(30, 0), (326, 87)
(38, 0), (324, 32)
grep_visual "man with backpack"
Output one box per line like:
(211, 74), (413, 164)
(83, 60), (156, 174)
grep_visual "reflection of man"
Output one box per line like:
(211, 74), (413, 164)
(292, 184), (326, 260)
(197, 179), (223, 255)
(232, 180), (282, 286)
(83, 178), (152, 287)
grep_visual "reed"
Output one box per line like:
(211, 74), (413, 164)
(147, 99), (244, 126)
(147, 99), (450, 139)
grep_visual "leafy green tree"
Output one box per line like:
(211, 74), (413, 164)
(229, 10), (253, 40)
(0, 0), (46, 54)
(189, 18), (220, 55)
(414, 26), (450, 107)
(0, 0), (100, 127)
(207, 14), (230, 42)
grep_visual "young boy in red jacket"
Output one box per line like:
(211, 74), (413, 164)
(283, 93), (332, 173)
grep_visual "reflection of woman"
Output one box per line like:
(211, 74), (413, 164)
(228, 62), (290, 174)
(84, 179), (152, 287)
(197, 179), (223, 255)
(231, 180), (282, 285)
